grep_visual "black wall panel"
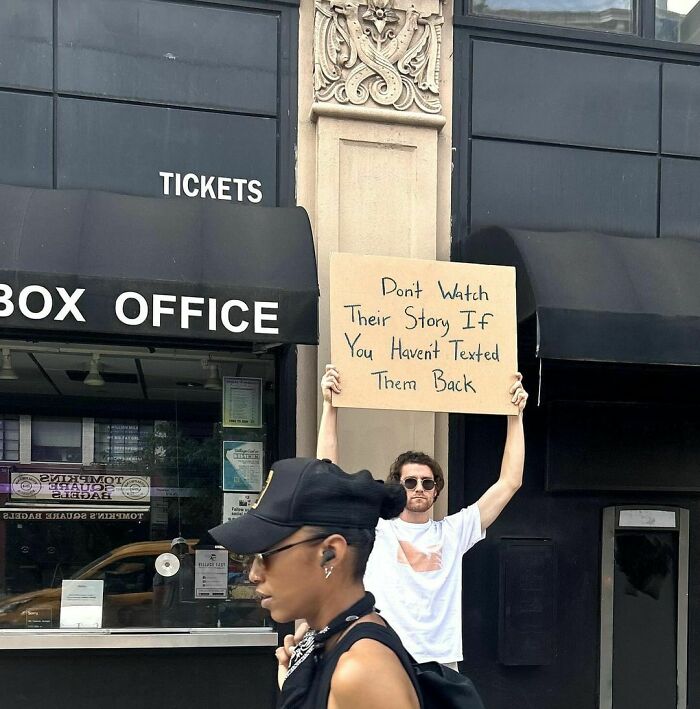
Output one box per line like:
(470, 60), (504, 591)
(0, 646), (278, 709)
(57, 98), (277, 202)
(498, 539), (556, 666)
(57, 0), (278, 115)
(470, 139), (657, 237)
(660, 157), (700, 239)
(547, 401), (700, 491)
(471, 41), (659, 152)
(0, 91), (53, 188)
(0, 0), (52, 91)
(662, 63), (700, 157)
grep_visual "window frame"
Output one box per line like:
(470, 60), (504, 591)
(29, 416), (84, 464)
(459, 0), (700, 51)
(599, 506), (689, 709)
(0, 415), (20, 462)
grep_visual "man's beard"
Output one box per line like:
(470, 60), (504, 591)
(406, 496), (434, 512)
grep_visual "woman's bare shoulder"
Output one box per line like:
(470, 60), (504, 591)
(328, 635), (419, 709)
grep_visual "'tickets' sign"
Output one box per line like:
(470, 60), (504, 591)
(330, 253), (518, 416)
(11, 472), (151, 503)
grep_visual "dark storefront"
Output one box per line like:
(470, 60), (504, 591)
(0, 1), (310, 707)
(451, 2), (700, 707)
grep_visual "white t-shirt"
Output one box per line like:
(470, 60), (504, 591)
(363, 504), (485, 664)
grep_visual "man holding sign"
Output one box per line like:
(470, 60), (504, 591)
(317, 364), (527, 669)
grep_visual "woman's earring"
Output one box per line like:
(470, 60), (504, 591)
(323, 565), (334, 580)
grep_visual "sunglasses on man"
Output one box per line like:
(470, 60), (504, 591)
(401, 476), (436, 491)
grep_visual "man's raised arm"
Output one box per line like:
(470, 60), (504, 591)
(476, 373), (528, 531)
(316, 364), (341, 463)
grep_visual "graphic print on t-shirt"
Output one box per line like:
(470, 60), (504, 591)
(397, 540), (443, 572)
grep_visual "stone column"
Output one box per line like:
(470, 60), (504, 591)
(296, 0), (453, 517)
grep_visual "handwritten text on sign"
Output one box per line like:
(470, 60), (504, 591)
(330, 253), (518, 415)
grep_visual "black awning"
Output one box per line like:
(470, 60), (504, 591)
(463, 226), (700, 366)
(0, 183), (318, 345)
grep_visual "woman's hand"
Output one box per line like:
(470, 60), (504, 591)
(275, 621), (309, 689)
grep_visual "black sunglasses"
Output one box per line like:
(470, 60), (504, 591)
(253, 534), (328, 566)
(401, 476), (436, 491)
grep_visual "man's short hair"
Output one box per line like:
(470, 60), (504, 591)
(387, 451), (445, 499)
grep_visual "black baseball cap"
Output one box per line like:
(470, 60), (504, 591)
(209, 457), (404, 554)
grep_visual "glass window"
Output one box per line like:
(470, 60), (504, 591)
(612, 531), (679, 707)
(57, 0), (278, 114)
(469, 0), (634, 34)
(57, 97), (277, 202)
(31, 417), (83, 462)
(656, 0), (700, 42)
(0, 90), (53, 189)
(0, 415), (20, 461)
(0, 0), (53, 92)
(94, 419), (154, 464)
(0, 340), (276, 631)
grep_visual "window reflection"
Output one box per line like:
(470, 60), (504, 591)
(31, 417), (82, 463)
(94, 419), (154, 464)
(612, 531), (678, 708)
(470, 0), (633, 33)
(0, 341), (275, 631)
(656, 0), (700, 42)
(615, 533), (674, 600)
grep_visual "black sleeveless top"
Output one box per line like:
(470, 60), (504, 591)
(296, 621), (424, 709)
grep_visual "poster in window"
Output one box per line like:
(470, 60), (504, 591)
(222, 441), (264, 492)
(222, 377), (262, 428)
(223, 491), (260, 523)
(194, 549), (228, 600)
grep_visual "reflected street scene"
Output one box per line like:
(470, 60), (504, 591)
(470, 0), (633, 33)
(0, 341), (275, 631)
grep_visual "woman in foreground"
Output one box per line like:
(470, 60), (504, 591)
(210, 457), (421, 709)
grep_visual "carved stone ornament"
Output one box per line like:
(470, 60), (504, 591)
(313, 0), (444, 114)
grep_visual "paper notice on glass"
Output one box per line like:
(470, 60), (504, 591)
(25, 608), (52, 629)
(222, 441), (264, 491)
(60, 580), (104, 628)
(223, 492), (260, 522)
(194, 549), (228, 599)
(222, 377), (262, 428)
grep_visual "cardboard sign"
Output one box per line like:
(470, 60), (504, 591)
(330, 253), (518, 415)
